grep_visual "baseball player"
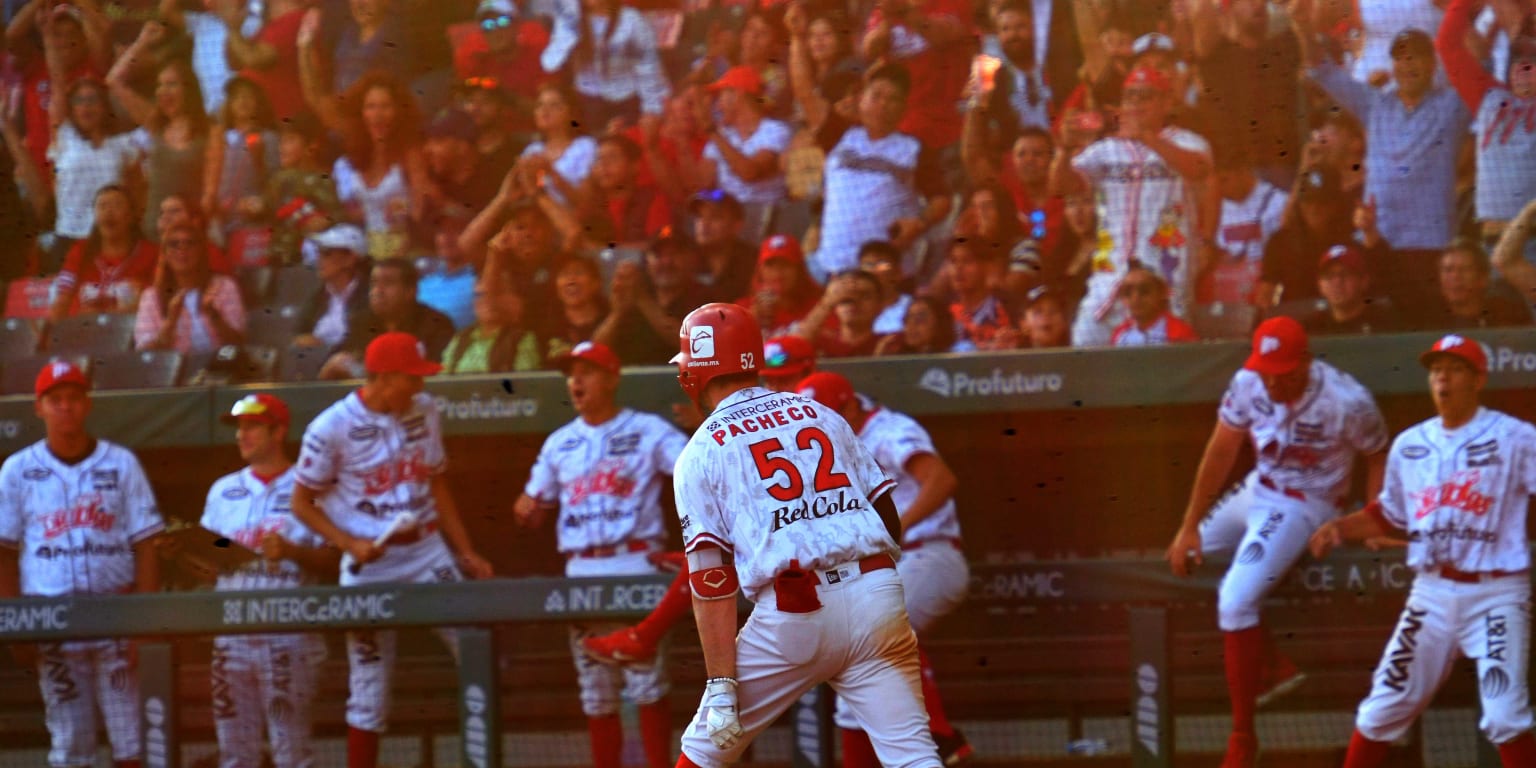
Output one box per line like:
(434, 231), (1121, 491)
(1165, 316), (1388, 768)
(202, 394), (338, 768)
(0, 361), (164, 768)
(795, 371), (971, 767)
(1311, 335), (1536, 767)
(513, 341), (688, 768)
(290, 332), (494, 768)
(668, 302), (942, 768)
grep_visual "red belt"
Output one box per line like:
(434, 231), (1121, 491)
(568, 539), (652, 559)
(905, 537), (963, 552)
(1258, 475), (1307, 501)
(382, 521), (439, 547)
(1436, 566), (1529, 584)
(809, 553), (896, 585)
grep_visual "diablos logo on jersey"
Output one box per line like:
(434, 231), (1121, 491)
(360, 451), (434, 495)
(1412, 469), (1493, 519)
(567, 458), (636, 506)
(40, 498), (116, 539)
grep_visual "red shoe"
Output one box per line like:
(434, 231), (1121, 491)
(581, 627), (657, 665)
(1256, 652), (1307, 709)
(1220, 732), (1259, 768)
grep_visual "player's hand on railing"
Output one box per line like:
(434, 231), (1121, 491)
(702, 677), (744, 750)
(1164, 526), (1202, 577)
(1309, 520), (1343, 560)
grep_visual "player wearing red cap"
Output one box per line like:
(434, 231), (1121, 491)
(1165, 317), (1388, 767)
(202, 394), (338, 768)
(290, 332), (493, 768)
(0, 361), (164, 768)
(514, 341), (689, 768)
(1312, 336), (1536, 767)
(668, 302), (940, 768)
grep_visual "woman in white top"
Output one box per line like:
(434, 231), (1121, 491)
(133, 221), (246, 354)
(298, 8), (429, 261)
(516, 83), (598, 208)
(541, 0), (670, 128)
(47, 77), (138, 254)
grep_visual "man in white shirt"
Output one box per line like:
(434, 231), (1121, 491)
(295, 224), (370, 350)
(702, 66), (792, 206)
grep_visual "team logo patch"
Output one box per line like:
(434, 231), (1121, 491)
(1259, 336), (1281, 356)
(1483, 666), (1511, 698)
(1401, 445), (1430, 460)
(273, 494), (292, 512)
(22, 468), (50, 481)
(1292, 421), (1324, 444)
(607, 433), (641, 456)
(1251, 398), (1275, 416)
(222, 486), (251, 500)
(403, 415), (428, 441)
(1468, 439), (1501, 467)
(558, 437), (585, 452)
(348, 425), (381, 441)
(90, 469), (118, 491)
(690, 325), (715, 358)
(1238, 542), (1264, 565)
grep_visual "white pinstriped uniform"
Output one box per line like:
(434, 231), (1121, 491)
(0, 440), (164, 767)
(201, 467), (327, 767)
(524, 409), (687, 716)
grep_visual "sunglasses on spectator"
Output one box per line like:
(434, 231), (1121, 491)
(1118, 281), (1159, 298)
(464, 76), (501, 91)
(480, 15), (513, 30)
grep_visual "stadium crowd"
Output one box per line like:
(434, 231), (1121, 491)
(0, 0), (1535, 386)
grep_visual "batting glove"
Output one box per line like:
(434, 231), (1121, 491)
(702, 677), (744, 750)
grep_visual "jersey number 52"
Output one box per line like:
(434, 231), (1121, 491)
(749, 427), (852, 502)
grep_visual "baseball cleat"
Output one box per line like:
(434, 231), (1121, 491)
(934, 729), (974, 767)
(1220, 731), (1259, 768)
(581, 627), (657, 665)
(1256, 652), (1307, 709)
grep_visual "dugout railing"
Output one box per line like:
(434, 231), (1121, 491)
(0, 548), (1507, 768)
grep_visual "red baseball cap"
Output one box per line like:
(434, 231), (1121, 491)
(365, 332), (442, 377)
(1124, 65), (1173, 93)
(1420, 334), (1488, 375)
(555, 340), (621, 375)
(796, 371), (856, 412)
(222, 393), (291, 427)
(763, 335), (816, 378)
(1317, 243), (1368, 275)
(759, 234), (803, 265)
(1244, 316), (1309, 376)
(708, 65), (764, 96)
(35, 360), (88, 397)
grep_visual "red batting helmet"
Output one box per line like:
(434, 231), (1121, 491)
(672, 303), (764, 403)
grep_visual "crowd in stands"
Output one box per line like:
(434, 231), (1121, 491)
(1, 0), (1536, 389)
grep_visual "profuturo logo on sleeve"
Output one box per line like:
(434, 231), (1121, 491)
(917, 367), (1064, 398)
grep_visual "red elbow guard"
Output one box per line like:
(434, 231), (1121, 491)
(689, 565), (741, 600)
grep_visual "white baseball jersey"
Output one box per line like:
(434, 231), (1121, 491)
(0, 440), (164, 596)
(1217, 359), (1388, 500)
(201, 467), (327, 591)
(854, 395), (960, 545)
(295, 392), (447, 540)
(1377, 408), (1536, 573)
(676, 387), (897, 601)
(525, 409), (686, 556)
(1072, 128), (1211, 317)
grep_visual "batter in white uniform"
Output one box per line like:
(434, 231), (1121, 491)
(669, 302), (941, 768)
(795, 372), (971, 767)
(1166, 316), (1387, 768)
(0, 361), (164, 768)
(514, 341), (688, 768)
(291, 332), (493, 768)
(202, 394), (338, 768)
(1312, 335), (1536, 767)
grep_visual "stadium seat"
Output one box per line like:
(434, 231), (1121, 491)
(91, 351), (183, 391)
(272, 265), (321, 308)
(1190, 302), (1257, 340)
(44, 312), (135, 355)
(0, 318), (39, 361)
(237, 266), (275, 308)
(246, 305), (304, 349)
(183, 344), (279, 386)
(1, 354), (90, 396)
(769, 198), (816, 241)
(5, 277), (55, 319)
(277, 344), (330, 382)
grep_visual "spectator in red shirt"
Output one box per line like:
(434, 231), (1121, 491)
(452, 0), (553, 117)
(222, 0), (308, 120)
(738, 233), (822, 338)
(50, 185), (159, 321)
(6, 0), (110, 176)
(793, 269), (884, 358)
(1109, 262), (1198, 347)
(862, 0), (974, 149)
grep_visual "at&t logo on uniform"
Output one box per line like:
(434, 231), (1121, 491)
(917, 367), (1064, 398)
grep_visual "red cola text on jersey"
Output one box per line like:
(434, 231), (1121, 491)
(709, 402), (820, 446)
(770, 488), (865, 532)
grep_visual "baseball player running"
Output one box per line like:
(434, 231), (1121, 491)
(1165, 316), (1388, 767)
(202, 394), (339, 768)
(0, 361), (164, 768)
(669, 302), (941, 768)
(795, 371), (971, 767)
(514, 341), (689, 768)
(290, 332), (494, 768)
(1311, 335), (1536, 767)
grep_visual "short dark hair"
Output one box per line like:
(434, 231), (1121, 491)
(373, 258), (421, 287)
(1445, 237), (1492, 275)
(993, 0), (1033, 20)
(1014, 126), (1054, 151)
(857, 240), (902, 265)
(837, 269), (882, 294)
(598, 133), (643, 163)
(553, 253), (602, 281)
(865, 63), (912, 98)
